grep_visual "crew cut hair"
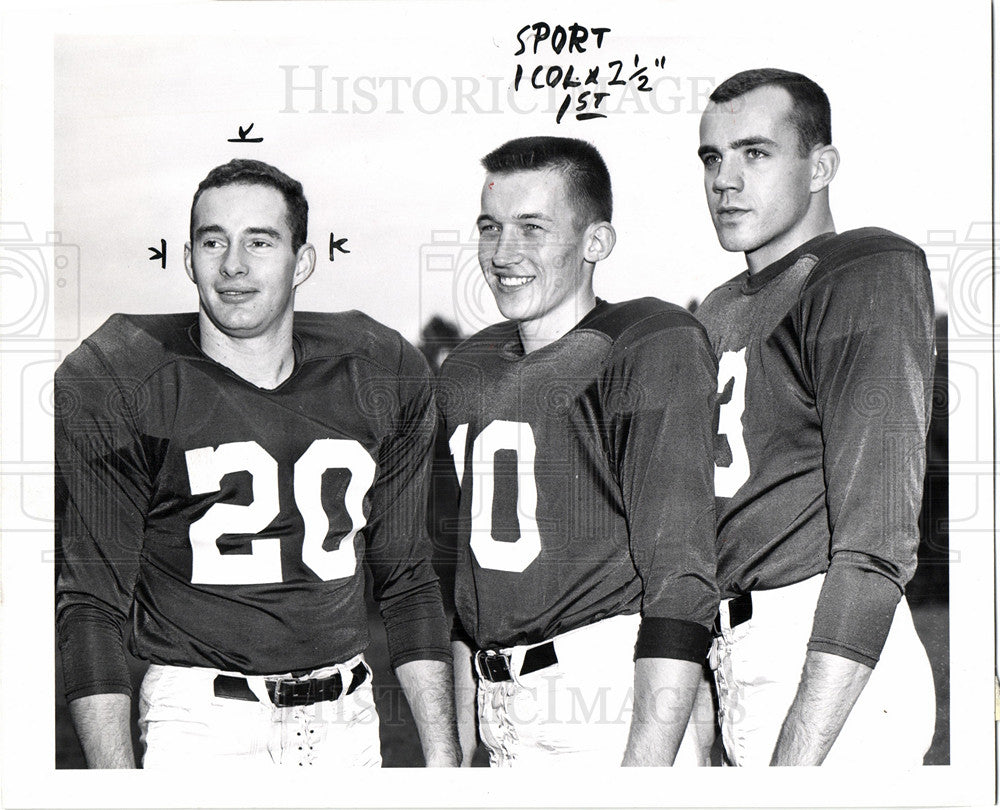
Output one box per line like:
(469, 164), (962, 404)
(710, 68), (832, 156)
(190, 159), (309, 251)
(481, 136), (613, 225)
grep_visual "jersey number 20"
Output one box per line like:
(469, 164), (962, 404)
(449, 420), (541, 573)
(184, 439), (376, 585)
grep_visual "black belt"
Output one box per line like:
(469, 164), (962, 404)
(213, 662), (369, 708)
(714, 592), (753, 633)
(475, 641), (558, 683)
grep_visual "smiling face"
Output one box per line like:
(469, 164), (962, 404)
(477, 169), (604, 342)
(184, 183), (314, 343)
(699, 85), (833, 272)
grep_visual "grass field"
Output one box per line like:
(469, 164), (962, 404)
(55, 591), (948, 768)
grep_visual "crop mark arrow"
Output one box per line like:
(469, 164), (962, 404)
(148, 239), (167, 269)
(228, 123), (263, 143)
(329, 233), (350, 261)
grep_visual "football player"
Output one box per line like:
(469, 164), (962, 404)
(695, 68), (936, 766)
(55, 159), (460, 768)
(440, 136), (719, 766)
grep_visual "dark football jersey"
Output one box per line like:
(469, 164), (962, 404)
(695, 229), (935, 666)
(55, 312), (449, 701)
(439, 299), (719, 661)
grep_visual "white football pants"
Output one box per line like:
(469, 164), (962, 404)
(711, 573), (936, 767)
(138, 653), (381, 768)
(476, 613), (706, 766)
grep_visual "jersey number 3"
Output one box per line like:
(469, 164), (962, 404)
(715, 348), (750, 497)
(184, 439), (376, 585)
(449, 420), (541, 573)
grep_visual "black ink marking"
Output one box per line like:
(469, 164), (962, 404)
(510, 23), (629, 125)
(530, 22), (551, 53)
(516, 22), (610, 55)
(562, 65), (581, 88)
(630, 60), (651, 92)
(148, 239), (166, 269)
(514, 24), (531, 56)
(556, 94), (571, 124)
(228, 123), (264, 143)
(329, 233), (350, 261)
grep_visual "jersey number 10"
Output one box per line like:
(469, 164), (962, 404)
(449, 420), (541, 573)
(184, 439), (376, 585)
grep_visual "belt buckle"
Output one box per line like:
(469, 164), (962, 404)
(268, 678), (311, 707)
(269, 676), (330, 707)
(474, 649), (512, 682)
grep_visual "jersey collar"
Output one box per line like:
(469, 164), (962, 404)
(186, 319), (304, 390)
(742, 232), (836, 295)
(499, 298), (608, 360)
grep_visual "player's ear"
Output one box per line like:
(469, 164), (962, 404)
(584, 222), (616, 263)
(292, 242), (317, 289)
(809, 144), (839, 193)
(183, 242), (196, 283)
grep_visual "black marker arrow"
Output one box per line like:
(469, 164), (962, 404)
(148, 239), (167, 269)
(228, 123), (264, 143)
(329, 233), (350, 261)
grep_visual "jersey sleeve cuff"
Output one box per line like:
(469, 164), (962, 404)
(57, 603), (133, 703)
(634, 617), (711, 662)
(64, 681), (133, 702)
(805, 640), (879, 668)
(808, 562), (902, 666)
(389, 646), (453, 668)
(381, 585), (453, 669)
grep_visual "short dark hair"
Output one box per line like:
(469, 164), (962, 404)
(481, 136), (612, 225)
(710, 68), (831, 156)
(190, 159), (309, 251)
